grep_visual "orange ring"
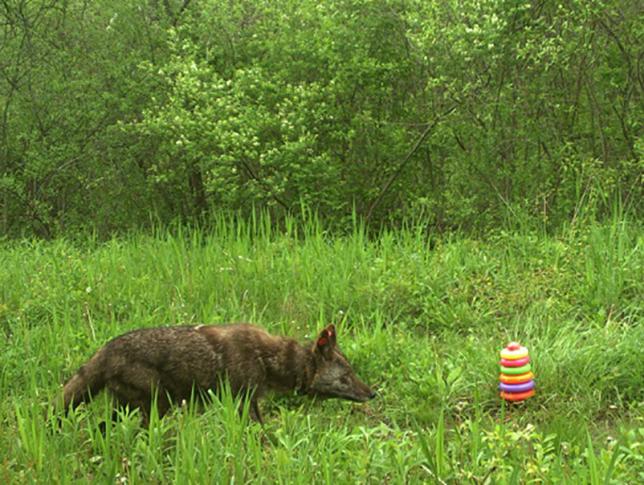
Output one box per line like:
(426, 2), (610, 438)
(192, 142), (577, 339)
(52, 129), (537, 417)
(499, 372), (534, 384)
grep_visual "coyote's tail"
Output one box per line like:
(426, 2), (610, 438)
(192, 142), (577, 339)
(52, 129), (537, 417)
(62, 349), (107, 412)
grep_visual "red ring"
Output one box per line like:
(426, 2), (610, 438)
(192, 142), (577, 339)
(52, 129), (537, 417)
(500, 389), (535, 401)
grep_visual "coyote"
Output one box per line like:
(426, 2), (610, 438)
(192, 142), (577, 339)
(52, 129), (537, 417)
(61, 323), (375, 423)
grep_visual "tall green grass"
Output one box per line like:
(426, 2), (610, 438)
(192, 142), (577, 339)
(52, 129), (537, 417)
(1, 214), (642, 482)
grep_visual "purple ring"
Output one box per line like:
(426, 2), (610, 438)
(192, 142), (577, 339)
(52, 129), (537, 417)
(499, 381), (535, 393)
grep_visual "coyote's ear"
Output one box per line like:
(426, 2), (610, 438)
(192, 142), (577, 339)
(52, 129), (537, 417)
(314, 324), (337, 358)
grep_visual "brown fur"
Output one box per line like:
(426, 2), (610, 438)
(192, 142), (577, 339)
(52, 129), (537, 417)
(61, 323), (375, 424)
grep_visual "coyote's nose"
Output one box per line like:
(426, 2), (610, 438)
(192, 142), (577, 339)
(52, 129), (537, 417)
(369, 390), (377, 400)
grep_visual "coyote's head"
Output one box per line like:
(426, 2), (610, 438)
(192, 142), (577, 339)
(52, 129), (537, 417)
(308, 325), (376, 403)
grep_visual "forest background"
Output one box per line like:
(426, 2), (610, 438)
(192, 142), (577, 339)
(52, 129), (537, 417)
(1, 0), (641, 238)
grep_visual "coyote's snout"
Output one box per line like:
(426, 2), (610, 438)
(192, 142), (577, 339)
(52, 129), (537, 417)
(61, 323), (374, 424)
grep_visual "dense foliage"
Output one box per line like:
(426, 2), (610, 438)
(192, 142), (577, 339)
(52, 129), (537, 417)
(1, 0), (641, 237)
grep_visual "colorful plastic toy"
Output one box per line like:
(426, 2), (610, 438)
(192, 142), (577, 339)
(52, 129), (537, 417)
(499, 342), (535, 402)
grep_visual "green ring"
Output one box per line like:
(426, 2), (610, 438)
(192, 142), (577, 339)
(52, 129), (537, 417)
(500, 363), (532, 375)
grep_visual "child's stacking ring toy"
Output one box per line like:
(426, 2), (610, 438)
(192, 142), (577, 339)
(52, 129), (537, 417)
(499, 342), (535, 402)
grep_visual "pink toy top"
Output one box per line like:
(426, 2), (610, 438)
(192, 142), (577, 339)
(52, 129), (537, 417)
(500, 342), (529, 360)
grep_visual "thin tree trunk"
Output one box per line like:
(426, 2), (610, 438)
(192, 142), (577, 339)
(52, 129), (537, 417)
(189, 165), (208, 218)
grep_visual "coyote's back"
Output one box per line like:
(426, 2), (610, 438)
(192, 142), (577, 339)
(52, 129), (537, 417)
(63, 326), (221, 417)
(61, 323), (374, 423)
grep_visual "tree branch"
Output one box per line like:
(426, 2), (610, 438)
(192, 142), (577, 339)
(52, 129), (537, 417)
(365, 105), (456, 222)
(238, 158), (289, 211)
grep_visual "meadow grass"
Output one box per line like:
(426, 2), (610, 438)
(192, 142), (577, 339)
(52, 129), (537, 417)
(1, 214), (642, 483)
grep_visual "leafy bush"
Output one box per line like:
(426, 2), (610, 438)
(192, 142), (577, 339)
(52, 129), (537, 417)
(1, 0), (641, 237)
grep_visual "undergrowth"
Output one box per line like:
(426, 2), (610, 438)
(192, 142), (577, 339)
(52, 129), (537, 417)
(1, 214), (642, 483)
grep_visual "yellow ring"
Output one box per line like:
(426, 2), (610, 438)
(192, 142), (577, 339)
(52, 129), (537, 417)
(500, 347), (528, 360)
